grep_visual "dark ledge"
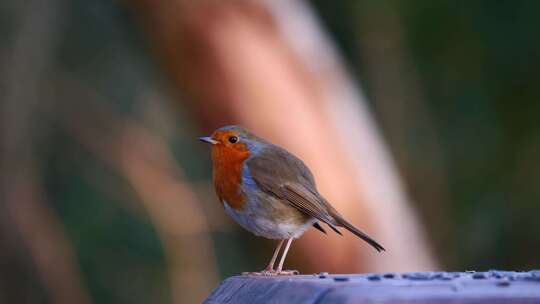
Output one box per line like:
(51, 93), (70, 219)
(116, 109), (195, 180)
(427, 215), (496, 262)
(204, 271), (540, 303)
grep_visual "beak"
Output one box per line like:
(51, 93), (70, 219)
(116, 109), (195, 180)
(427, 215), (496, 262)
(199, 136), (219, 145)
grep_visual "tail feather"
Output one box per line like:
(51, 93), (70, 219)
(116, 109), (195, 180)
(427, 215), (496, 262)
(327, 222), (343, 235)
(334, 216), (385, 252)
(312, 222), (327, 234)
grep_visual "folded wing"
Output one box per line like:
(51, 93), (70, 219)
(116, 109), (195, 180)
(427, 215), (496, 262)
(247, 145), (385, 252)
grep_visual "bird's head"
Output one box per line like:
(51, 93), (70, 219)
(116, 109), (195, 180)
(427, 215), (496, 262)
(199, 125), (266, 155)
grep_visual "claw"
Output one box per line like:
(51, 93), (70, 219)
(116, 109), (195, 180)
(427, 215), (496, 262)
(242, 270), (279, 276)
(242, 269), (299, 276)
(276, 269), (299, 276)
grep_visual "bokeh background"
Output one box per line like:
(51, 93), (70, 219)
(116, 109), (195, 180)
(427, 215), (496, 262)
(1, 0), (539, 303)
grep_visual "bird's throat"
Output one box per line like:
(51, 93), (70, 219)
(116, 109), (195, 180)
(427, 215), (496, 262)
(211, 145), (250, 210)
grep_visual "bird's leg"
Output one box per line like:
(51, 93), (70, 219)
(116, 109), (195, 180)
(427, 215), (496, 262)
(242, 240), (284, 276)
(265, 239), (284, 272)
(276, 238), (298, 275)
(276, 238), (292, 272)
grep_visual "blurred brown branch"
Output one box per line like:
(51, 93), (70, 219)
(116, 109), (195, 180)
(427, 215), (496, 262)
(6, 172), (93, 304)
(55, 85), (219, 304)
(118, 125), (218, 303)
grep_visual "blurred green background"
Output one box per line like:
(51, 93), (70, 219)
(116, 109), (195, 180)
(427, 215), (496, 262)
(1, 0), (539, 303)
(312, 0), (540, 269)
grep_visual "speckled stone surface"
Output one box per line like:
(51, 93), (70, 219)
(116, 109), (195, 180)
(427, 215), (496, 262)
(204, 271), (540, 303)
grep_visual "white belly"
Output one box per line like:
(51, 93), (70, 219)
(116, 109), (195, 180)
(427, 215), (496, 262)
(223, 201), (315, 239)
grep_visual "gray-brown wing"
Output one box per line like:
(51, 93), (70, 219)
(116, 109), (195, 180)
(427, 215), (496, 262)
(247, 145), (386, 252)
(246, 146), (341, 232)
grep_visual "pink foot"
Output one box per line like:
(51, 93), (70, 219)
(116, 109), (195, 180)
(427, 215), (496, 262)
(275, 269), (299, 276)
(242, 269), (279, 276)
(242, 269), (299, 276)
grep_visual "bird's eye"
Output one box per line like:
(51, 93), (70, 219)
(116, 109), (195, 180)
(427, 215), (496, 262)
(228, 136), (239, 144)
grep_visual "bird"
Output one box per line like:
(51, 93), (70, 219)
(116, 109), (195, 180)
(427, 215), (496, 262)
(200, 125), (384, 275)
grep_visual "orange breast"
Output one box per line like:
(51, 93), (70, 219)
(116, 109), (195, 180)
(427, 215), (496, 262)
(211, 144), (250, 210)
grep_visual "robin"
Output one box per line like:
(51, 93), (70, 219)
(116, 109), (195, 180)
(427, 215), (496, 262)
(200, 125), (384, 275)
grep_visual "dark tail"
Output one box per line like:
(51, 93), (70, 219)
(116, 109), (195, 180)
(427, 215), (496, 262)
(334, 216), (385, 252)
(312, 222), (327, 234)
